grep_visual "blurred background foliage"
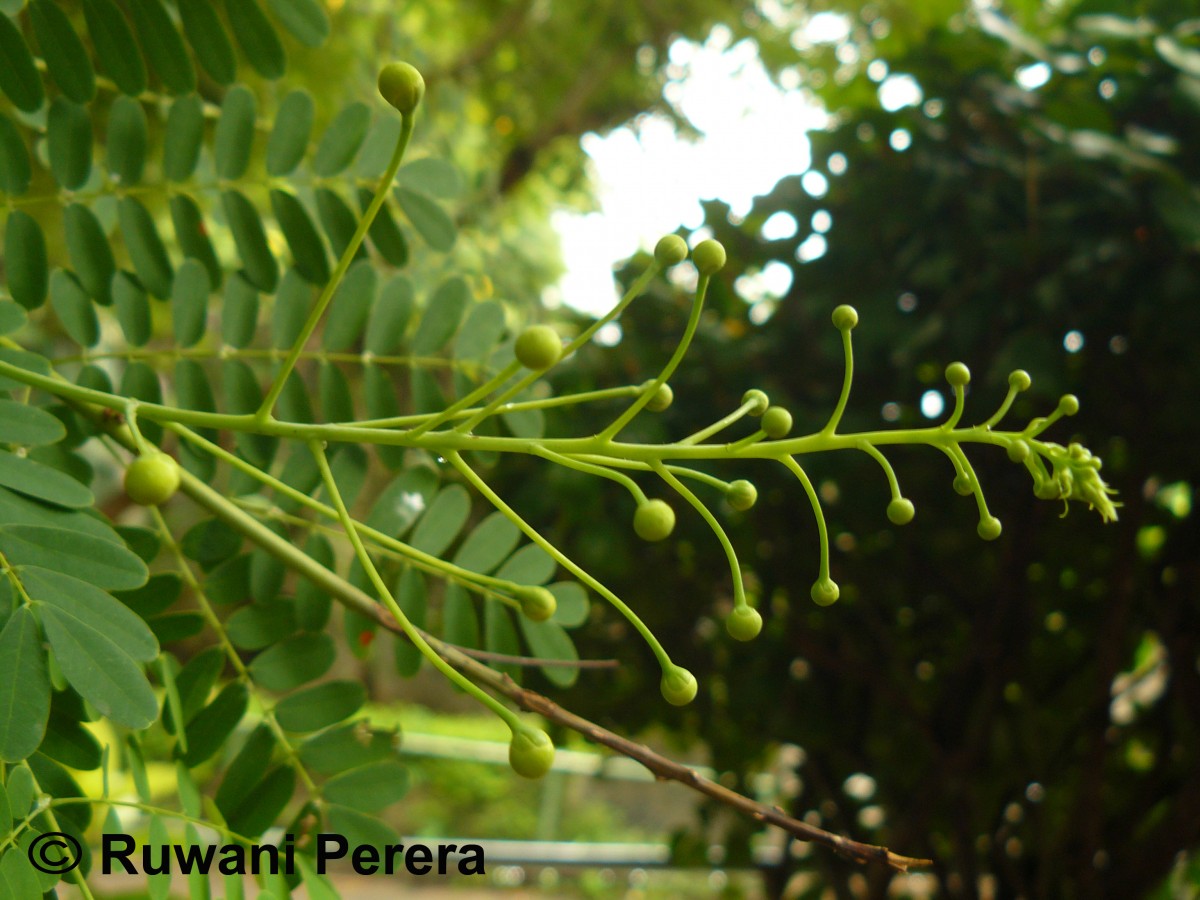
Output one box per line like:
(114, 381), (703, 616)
(6, 0), (1199, 895)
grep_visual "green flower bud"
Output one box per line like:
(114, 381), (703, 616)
(945, 362), (971, 387)
(811, 578), (840, 606)
(953, 474), (973, 496)
(1008, 370), (1032, 392)
(761, 406), (792, 439)
(1007, 439), (1031, 463)
(377, 62), (425, 114)
(831, 304), (859, 331)
(508, 726), (555, 779)
(515, 586), (557, 622)
(727, 479), (758, 511)
(645, 383), (674, 412)
(124, 452), (181, 506)
(977, 516), (1002, 541)
(726, 606), (762, 641)
(692, 239), (726, 275)
(742, 389), (769, 416)
(660, 665), (698, 706)
(1058, 394), (1080, 416)
(514, 325), (562, 370)
(886, 497), (915, 525)
(634, 499), (675, 542)
(654, 234), (688, 267)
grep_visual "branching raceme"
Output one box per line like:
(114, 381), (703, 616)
(0, 61), (1120, 783)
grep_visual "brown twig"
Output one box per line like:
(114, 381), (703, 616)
(445, 645), (620, 669)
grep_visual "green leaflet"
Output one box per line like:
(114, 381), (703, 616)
(409, 484), (472, 557)
(177, 0), (236, 85)
(298, 721), (396, 775)
(214, 85), (257, 180)
(47, 98), (92, 190)
(323, 760), (408, 812)
(274, 680), (366, 733)
(119, 361), (164, 443)
(293, 534), (332, 630)
(0, 485), (120, 546)
(454, 300), (506, 364)
(484, 599), (522, 682)
(0, 525), (147, 589)
(313, 102), (371, 177)
(225, 0), (285, 80)
(221, 273), (259, 347)
(166, 645), (224, 729)
(48, 269), (100, 347)
(39, 701), (103, 770)
(453, 511), (522, 574)
(397, 186), (456, 251)
(0, 449), (92, 508)
(222, 359), (276, 467)
(162, 94), (204, 182)
(364, 465), (439, 537)
(363, 366), (404, 468)
(0, 348), (52, 393)
(171, 259), (210, 348)
(224, 766), (294, 838)
(365, 275), (415, 354)
(266, 0), (329, 48)
(322, 260), (376, 350)
(441, 583), (479, 651)
(398, 157), (465, 199)
(63, 203), (115, 306)
(4, 211), (48, 310)
(271, 190), (331, 285)
(82, 0), (147, 96)
(316, 187), (367, 262)
(30, 0), (96, 103)
(518, 616), (580, 688)
(0, 301), (26, 336)
(173, 359), (217, 480)
(128, 0), (196, 94)
(266, 90), (314, 177)
(31, 574), (159, 728)
(112, 270), (151, 346)
(271, 268), (311, 349)
(0, 113), (31, 195)
(146, 814), (171, 899)
(326, 805), (401, 850)
(0, 12), (44, 112)
(355, 116), (402, 178)
(358, 187), (409, 267)
(223, 189), (279, 292)
(392, 572), (426, 677)
(169, 193), (222, 288)
(0, 400), (65, 446)
(115, 572), (182, 620)
(412, 276), (470, 354)
(225, 600), (295, 650)
(0, 837), (43, 897)
(214, 724), (274, 816)
(317, 360), (354, 423)
(248, 633), (335, 692)
(495, 543), (557, 586)
(548, 581), (589, 627)
(179, 681), (246, 766)
(119, 196), (174, 299)
(0, 607), (50, 763)
(106, 95), (148, 185)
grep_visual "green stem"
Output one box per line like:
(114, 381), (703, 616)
(309, 440), (521, 730)
(599, 272), (711, 441)
(944, 384), (966, 430)
(535, 447), (646, 503)
(354, 384), (643, 429)
(981, 382), (1021, 430)
(256, 115), (416, 421)
(679, 398), (758, 446)
(652, 461), (746, 607)
(446, 451), (675, 672)
(858, 440), (902, 501)
(822, 326), (855, 435)
(400, 360), (523, 438)
(781, 455), (832, 583)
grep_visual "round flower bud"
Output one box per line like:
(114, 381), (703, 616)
(977, 516), (1003, 541)
(1008, 370), (1032, 392)
(508, 726), (555, 779)
(514, 325), (562, 370)
(811, 578), (840, 607)
(1058, 394), (1080, 416)
(945, 362), (971, 387)
(124, 452), (181, 506)
(1007, 439), (1031, 463)
(692, 239), (726, 276)
(761, 406), (792, 439)
(831, 304), (859, 331)
(634, 499), (675, 542)
(742, 389), (769, 416)
(726, 606), (762, 641)
(886, 497), (915, 525)
(660, 666), (698, 706)
(645, 383), (674, 412)
(1034, 478), (1060, 500)
(727, 479), (758, 511)
(377, 62), (425, 114)
(654, 234), (688, 267)
(953, 474), (973, 496)
(516, 586), (557, 622)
